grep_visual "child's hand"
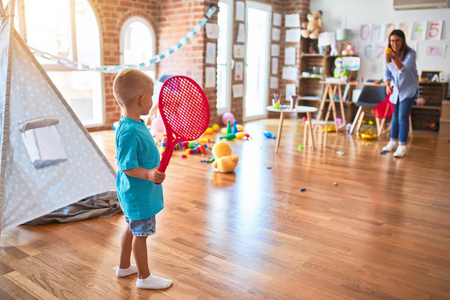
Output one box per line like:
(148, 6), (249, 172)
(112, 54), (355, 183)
(148, 168), (166, 184)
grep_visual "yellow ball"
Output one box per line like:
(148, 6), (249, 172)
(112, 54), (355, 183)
(385, 48), (392, 54)
(212, 124), (220, 132)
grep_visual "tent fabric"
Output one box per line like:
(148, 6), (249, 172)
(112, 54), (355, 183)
(0, 0), (119, 231)
(0, 0), (15, 230)
(24, 191), (122, 225)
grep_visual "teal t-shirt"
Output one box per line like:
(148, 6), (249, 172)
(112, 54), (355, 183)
(115, 117), (163, 220)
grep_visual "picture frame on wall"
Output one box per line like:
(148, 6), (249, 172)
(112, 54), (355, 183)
(420, 70), (441, 82)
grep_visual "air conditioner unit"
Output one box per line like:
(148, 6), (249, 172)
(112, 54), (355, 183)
(393, 0), (450, 10)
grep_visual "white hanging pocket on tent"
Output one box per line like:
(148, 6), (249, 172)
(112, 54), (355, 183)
(19, 117), (68, 169)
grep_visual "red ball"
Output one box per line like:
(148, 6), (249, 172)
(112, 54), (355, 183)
(430, 122), (439, 132)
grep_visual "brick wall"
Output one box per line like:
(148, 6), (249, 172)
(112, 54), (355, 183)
(88, 0), (311, 130)
(157, 0), (218, 126)
(88, 0), (159, 130)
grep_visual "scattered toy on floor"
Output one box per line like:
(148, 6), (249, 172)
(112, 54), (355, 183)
(212, 124), (220, 132)
(222, 112), (234, 126)
(220, 133), (236, 140)
(226, 119), (232, 134)
(212, 141), (239, 173)
(235, 132), (251, 139)
(264, 131), (276, 139)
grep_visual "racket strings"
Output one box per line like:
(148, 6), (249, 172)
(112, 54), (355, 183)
(160, 78), (209, 140)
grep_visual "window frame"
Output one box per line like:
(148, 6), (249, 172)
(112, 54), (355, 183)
(15, 0), (106, 126)
(119, 16), (156, 75)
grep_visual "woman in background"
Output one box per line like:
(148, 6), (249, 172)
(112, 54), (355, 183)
(382, 29), (419, 158)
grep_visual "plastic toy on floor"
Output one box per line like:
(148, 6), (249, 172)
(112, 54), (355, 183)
(222, 112), (234, 126)
(264, 131), (276, 139)
(212, 141), (239, 173)
(220, 133), (236, 140)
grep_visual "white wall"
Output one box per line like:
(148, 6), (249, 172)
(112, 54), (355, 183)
(311, 0), (450, 89)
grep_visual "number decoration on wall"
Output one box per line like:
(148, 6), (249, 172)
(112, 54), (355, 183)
(360, 24), (371, 41)
(384, 22), (396, 40)
(411, 21), (427, 40)
(399, 22), (412, 40)
(363, 44), (373, 59)
(371, 24), (382, 41)
(426, 20), (443, 40)
(375, 44), (385, 60)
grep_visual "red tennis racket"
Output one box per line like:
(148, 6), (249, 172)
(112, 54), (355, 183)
(374, 87), (395, 119)
(158, 76), (210, 172)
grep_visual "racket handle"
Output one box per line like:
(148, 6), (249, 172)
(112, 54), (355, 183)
(155, 151), (171, 185)
(157, 146), (173, 173)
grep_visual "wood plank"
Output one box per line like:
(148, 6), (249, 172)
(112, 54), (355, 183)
(1, 119), (450, 299)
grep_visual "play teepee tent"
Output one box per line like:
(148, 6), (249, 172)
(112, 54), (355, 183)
(0, 0), (118, 231)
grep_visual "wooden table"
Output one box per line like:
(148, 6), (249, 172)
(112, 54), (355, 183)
(318, 81), (386, 132)
(266, 105), (318, 153)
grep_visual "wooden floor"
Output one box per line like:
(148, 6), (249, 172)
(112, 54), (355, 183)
(1, 118), (450, 300)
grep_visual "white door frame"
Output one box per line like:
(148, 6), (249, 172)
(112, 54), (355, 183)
(216, 0), (234, 116)
(244, 1), (271, 121)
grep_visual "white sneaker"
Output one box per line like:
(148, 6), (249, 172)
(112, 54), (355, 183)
(382, 141), (397, 152)
(393, 145), (406, 158)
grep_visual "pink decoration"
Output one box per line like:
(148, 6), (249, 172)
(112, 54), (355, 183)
(151, 117), (165, 132)
(221, 112), (235, 126)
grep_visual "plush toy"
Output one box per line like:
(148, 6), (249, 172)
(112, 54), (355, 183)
(212, 141), (239, 173)
(301, 11), (322, 40)
(341, 43), (356, 56)
(333, 57), (349, 78)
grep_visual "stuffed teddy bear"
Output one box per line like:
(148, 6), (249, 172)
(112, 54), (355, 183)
(212, 141), (239, 173)
(301, 10), (322, 40)
(341, 43), (356, 56)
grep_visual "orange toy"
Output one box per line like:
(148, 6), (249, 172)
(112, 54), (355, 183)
(385, 48), (392, 54)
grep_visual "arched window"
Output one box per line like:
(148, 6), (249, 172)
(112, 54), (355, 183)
(120, 17), (156, 80)
(16, 0), (103, 126)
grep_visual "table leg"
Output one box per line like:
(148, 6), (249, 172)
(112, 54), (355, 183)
(275, 112), (284, 153)
(324, 84), (334, 122)
(329, 86), (339, 133)
(350, 106), (362, 134)
(317, 84), (328, 121)
(338, 85), (346, 126)
(307, 112), (315, 151)
(303, 120), (308, 146)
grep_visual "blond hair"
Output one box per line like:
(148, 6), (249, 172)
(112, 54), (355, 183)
(113, 68), (153, 107)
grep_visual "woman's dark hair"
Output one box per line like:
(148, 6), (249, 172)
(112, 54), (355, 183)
(386, 29), (409, 63)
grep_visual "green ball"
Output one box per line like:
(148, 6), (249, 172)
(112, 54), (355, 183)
(430, 122), (439, 132)
(297, 145), (304, 150)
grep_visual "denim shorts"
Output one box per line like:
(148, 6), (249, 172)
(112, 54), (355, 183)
(125, 215), (156, 237)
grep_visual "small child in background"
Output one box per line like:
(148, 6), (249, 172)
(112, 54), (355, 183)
(112, 68), (172, 290)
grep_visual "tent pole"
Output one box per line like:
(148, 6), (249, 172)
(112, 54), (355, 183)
(0, 0), (15, 232)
